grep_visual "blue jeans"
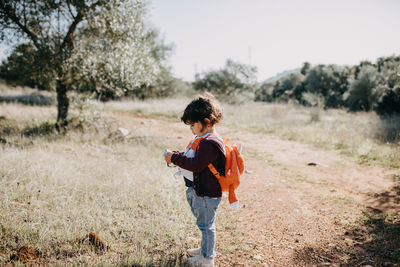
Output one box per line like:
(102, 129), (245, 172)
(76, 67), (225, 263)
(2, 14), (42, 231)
(186, 187), (221, 259)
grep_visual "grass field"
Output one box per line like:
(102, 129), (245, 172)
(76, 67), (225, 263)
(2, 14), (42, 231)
(0, 92), (243, 265)
(105, 98), (400, 169)
(0, 85), (399, 265)
(0, 104), (193, 265)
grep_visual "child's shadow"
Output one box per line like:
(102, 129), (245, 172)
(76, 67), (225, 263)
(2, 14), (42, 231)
(293, 184), (400, 266)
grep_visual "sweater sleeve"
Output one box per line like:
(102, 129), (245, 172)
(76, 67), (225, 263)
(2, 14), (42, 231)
(171, 141), (221, 172)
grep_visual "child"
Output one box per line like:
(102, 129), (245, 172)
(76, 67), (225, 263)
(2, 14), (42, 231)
(164, 93), (225, 267)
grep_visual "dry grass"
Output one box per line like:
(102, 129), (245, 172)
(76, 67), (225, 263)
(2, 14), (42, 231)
(222, 102), (400, 168)
(0, 97), (242, 265)
(1, 87), (399, 265)
(0, 82), (50, 96)
(0, 102), (206, 265)
(103, 98), (400, 169)
(101, 98), (191, 120)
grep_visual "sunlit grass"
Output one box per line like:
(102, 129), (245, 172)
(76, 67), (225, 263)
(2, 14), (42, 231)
(102, 98), (400, 169)
(222, 102), (400, 168)
(0, 100), (243, 265)
(0, 105), (197, 265)
(101, 98), (191, 120)
(1, 90), (399, 265)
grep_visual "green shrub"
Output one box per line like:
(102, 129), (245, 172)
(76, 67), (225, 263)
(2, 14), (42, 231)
(193, 59), (257, 102)
(345, 65), (380, 111)
(374, 115), (400, 143)
(272, 72), (303, 102)
(303, 64), (349, 108)
(254, 83), (274, 102)
(23, 121), (56, 137)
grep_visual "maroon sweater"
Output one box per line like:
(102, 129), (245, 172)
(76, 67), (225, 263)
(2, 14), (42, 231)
(171, 135), (225, 198)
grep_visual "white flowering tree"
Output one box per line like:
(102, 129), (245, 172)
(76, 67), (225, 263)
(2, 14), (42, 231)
(0, 0), (161, 130)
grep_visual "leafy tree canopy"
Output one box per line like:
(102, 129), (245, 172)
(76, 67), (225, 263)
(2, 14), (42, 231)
(0, 0), (166, 128)
(193, 59), (257, 101)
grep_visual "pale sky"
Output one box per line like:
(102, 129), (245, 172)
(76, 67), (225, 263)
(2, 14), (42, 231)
(149, 0), (400, 81)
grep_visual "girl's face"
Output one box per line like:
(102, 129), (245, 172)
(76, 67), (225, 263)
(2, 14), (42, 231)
(190, 122), (206, 136)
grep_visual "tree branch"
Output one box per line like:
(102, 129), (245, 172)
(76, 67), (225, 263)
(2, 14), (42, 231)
(60, 1), (104, 51)
(2, 3), (40, 48)
(60, 9), (84, 51)
(67, 1), (75, 19)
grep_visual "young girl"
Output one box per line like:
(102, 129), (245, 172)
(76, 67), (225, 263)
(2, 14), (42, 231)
(164, 93), (225, 267)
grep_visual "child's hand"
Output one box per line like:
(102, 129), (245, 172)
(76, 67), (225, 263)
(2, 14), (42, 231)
(164, 150), (173, 164)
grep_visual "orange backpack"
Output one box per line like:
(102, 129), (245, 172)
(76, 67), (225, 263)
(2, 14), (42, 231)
(187, 133), (245, 210)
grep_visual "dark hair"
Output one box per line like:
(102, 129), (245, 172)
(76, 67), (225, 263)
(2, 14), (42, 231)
(181, 93), (223, 126)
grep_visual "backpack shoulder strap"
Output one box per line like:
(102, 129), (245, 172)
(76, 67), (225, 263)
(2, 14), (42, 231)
(187, 132), (216, 151)
(208, 140), (231, 179)
(186, 139), (194, 150)
(208, 163), (221, 179)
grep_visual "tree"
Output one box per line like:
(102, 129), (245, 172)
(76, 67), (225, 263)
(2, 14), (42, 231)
(0, 43), (55, 90)
(0, 0), (160, 130)
(300, 62), (311, 76)
(374, 57), (400, 116)
(254, 82), (274, 102)
(192, 59), (257, 101)
(354, 60), (374, 78)
(124, 29), (178, 100)
(303, 64), (349, 108)
(272, 72), (303, 102)
(345, 65), (380, 111)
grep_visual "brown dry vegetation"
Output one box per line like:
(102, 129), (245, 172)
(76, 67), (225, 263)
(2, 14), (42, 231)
(0, 86), (399, 266)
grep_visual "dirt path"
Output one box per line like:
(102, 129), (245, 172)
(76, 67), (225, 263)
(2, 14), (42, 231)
(219, 128), (398, 266)
(114, 112), (400, 266)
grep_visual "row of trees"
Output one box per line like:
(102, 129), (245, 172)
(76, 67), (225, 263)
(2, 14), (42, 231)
(254, 57), (400, 116)
(0, 0), (186, 129)
(190, 56), (399, 116)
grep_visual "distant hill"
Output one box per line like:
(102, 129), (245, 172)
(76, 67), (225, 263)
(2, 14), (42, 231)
(263, 68), (300, 84)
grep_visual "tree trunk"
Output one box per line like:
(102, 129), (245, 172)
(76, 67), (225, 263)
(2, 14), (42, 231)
(56, 79), (69, 132)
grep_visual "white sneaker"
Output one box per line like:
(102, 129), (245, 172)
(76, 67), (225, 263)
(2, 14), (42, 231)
(187, 247), (201, 257)
(187, 254), (214, 267)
